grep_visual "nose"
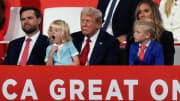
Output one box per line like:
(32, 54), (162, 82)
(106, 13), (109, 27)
(23, 19), (30, 24)
(139, 12), (144, 19)
(81, 20), (88, 26)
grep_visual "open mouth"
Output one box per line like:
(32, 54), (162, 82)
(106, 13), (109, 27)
(52, 35), (55, 39)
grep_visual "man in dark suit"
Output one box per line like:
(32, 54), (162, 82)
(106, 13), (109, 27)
(72, 7), (120, 65)
(97, 0), (140, 42)
(3, 6), (49, 65)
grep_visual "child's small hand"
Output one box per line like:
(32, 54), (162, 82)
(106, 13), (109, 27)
(50, 46), (58, 54)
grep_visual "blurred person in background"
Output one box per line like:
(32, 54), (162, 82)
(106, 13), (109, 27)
(159, 0), (180, 43)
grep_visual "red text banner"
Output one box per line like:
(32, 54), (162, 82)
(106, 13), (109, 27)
(0, 66), (180, 101)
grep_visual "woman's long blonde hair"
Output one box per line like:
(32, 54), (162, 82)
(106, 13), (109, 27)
(164, 0), (173, 17)
(48, 20), (72, 44)
(135, 0), (165, 42)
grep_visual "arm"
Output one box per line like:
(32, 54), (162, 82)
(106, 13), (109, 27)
(154, 45), (164, 65)
(71, 55), (80, 65)
(161, 31), (175, 65)
(46, 46), (58, 65)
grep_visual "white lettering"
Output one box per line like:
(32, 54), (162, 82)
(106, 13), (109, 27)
(50, 79), (65, 100)
(105, 80), (123, 100)
(70, 80), (85, 100)
(20, 79), (38, 100)
(124, 80), (138, 100)
(173, 80), (180, 100)
(2, 79), (17, 100)
(89, 80), (102, 100)
(150, 79), (168, 100)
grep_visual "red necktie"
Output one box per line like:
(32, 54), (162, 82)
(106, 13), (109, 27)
(19, 38), (32, 65)
(80, 38), (91, 65)
(139, 46), (147, 61)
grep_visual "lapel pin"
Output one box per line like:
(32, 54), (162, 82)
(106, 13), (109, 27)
(99, 42), (103, 45)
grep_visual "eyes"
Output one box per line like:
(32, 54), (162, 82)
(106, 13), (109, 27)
(138, 9), (150, 15)
(49, 28), (61, 33)
(20, 16), (34, 21)
(81, 19), (92, 24)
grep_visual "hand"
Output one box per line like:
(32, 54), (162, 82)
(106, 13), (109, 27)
(174, 38), (178, 42)
(50, 46), (58, 55)
(117, 35), (127, 43)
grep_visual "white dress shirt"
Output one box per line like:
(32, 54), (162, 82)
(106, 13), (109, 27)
(102, 0), (120, 36)
(159, 0), (180, 43)
(17, 31), (40, 65)
(81, 30), (100, 65)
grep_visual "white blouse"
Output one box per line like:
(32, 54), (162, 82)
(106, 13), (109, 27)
(159, 0), (180, 43)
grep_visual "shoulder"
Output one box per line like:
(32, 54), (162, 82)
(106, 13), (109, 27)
(71, 31), (83, 37)
(38, 34), (48, 40)
(8, 37), (24, 45)
(151, 40), (162, 49)
(99, 29), (117, 41)
(130, 42), (139, 48)
(162, 30), (173, 36)
(160, 30), (174, 43)
(71, 31), (84, 44)
(47, 44), (53, 50)
(37, 34), (49, 45)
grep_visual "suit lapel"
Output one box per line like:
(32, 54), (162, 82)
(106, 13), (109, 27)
(89, 30), (104, 64)
(143, 40), (153, 63)
(78, 33), (85, 53)
(15, 38), (25, 64)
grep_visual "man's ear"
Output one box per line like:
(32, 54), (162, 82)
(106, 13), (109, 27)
(37, 18), (41, 25)
(146, 32), (151, 39)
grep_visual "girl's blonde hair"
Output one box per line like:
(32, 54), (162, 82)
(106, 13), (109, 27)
(135, 0), (165, 42)
(134, 19), (155, 37)
(48, 20), (72, 44)
(164, 0), (173, 18)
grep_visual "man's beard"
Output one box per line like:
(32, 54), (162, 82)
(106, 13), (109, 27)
(22, 24), (38, 35)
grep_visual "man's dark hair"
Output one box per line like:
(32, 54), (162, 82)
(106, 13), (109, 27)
(0, 0), (5, 29)
(20, 6), (41, 19)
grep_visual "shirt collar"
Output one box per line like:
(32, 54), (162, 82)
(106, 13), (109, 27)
(84, 30), (100, 42)
(139, 40), (151, 47)
(25, 31), (40, 41)
(53, 43), (64, 48)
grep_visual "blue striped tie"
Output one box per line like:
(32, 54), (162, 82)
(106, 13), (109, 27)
(102, 0), (117, 31)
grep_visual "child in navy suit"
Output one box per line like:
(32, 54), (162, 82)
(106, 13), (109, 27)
(129, 19), (164, 65)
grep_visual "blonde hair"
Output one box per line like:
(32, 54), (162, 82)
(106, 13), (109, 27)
(48, 20), (72, 44)
(164, 0), (173, 17)
(134, 19), (155, 37)
(81, 7), (102, 25)
(135, 0), (165, 42)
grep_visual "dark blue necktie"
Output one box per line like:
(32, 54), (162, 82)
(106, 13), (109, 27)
(102, 0), (117, 31)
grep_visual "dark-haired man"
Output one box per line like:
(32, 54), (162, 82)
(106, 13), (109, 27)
(3, 6), (49, 65)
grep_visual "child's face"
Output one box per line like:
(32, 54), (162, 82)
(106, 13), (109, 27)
(133, 26), (150, 43)
(50, 27), (62, 44)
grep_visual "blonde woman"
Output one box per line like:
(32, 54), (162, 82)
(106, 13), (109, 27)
(45, 20), (80, 65)
(159, 0), (180, 42)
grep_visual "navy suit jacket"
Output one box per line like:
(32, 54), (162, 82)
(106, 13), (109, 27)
(71, 29), (121, 65)
(129, 40), (164, 65)
(97, 0), (140, 37)
(3, 34), (49, 65)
